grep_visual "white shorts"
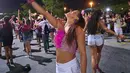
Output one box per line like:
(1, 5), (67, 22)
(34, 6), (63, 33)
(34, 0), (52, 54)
(107, 24), (111, 29)
(56, 58), (80, 73)
(88, 34), (104, 46)
(114, 28), (123, 35)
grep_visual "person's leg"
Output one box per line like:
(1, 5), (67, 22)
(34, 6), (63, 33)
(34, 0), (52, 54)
(4, 46), (10, 64)
(90, 46), (98, 73)
(26, 41), (31, 55)
(0, 42), (2, 56)
(37, 37), (40, 49)
(115, 29), (120, 42)
(128, 23), (130, 33)
(28, 41), (31, 55)
(127, 23), (130, 33)
(8, 46), (14, 64)
(25, 41), (29, 55)
(19, 31), (23, 42)
(43, 34), (48, 53)
(46, 34), (49, 51)
(37, 35), (41, 50)
(97, 45), (104, 73)
(45, 35), (48, 53)
(36, 35), (38, 42)
(120, 28), (124, 42)
(23, 43), (26, 51)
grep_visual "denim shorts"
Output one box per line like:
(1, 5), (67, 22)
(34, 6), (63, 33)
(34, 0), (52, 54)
(23, 34), (32, 42)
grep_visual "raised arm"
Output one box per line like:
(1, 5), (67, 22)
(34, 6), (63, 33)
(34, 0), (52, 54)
(28, 0), (58, 28)
(28, 9), (32, 21)
(76, 26), (87, 73)
(9, 15), (15, 24)
(99, 19), (116, 35)
(99, 19), (124, 38)
(18, 9), (20, 22)
(17, 9), (23, 24)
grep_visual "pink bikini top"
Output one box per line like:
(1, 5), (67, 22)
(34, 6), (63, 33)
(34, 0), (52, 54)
(54, 29), (77, 54)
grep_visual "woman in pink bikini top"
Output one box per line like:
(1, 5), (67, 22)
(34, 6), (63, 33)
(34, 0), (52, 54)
(54, 28), (77, 54)
(29, 1), (87, 73)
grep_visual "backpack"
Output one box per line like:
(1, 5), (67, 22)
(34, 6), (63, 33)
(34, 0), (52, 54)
(44, 22), (50, 34)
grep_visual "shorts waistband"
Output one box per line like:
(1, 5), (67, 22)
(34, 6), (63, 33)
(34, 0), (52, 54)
(88, 34), (103, 36)
(56, 57), (78, 67)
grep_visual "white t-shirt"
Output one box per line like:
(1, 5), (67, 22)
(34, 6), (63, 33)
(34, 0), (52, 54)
(38, 20), (51, 34)
(114, 19), (121, 29)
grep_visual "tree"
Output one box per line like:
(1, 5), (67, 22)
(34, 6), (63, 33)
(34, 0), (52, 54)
(42, 0), (64, 17)
(20, 0), (64, 18)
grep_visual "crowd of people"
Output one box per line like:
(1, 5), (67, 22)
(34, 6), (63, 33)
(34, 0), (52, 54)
(0, 9), (57, 65)
(0, 0), (129, 73)
(103, 12), (130, 42)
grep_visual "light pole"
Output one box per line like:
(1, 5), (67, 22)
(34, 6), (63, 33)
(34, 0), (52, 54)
(89, 1), (93, 8)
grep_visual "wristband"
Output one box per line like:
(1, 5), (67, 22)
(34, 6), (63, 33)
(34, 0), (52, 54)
(27, 0), (35, 4)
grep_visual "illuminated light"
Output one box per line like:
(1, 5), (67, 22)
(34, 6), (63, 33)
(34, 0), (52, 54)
(89, 1), (94, 8)
(106, 8), (110, 12)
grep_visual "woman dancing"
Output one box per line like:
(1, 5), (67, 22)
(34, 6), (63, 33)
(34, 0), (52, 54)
(84, 10), (124, 73)
(27, 0), (87, 73)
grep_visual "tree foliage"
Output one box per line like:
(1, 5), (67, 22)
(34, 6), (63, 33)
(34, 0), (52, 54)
(20, 0), (64, 18)
(42, 0), (64, 17)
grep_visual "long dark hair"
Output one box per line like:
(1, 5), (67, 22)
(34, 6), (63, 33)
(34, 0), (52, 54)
(4, 16), (12, 31)
(87, 9), (103, 35)
(66, 11), (85, 47)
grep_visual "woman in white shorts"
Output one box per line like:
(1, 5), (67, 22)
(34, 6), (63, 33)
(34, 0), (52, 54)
(28, 0), (87, 73)
(114, 14), (124, 42)
(85, 10), (124, 73)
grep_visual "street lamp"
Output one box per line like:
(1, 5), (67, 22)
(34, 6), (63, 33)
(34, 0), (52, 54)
(121, 8), (124, 10)
(64, 7), (67, 11)
(89, 1), (93, 8)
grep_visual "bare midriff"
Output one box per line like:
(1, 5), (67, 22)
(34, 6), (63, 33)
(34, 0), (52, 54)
(56, 49), (76, 63)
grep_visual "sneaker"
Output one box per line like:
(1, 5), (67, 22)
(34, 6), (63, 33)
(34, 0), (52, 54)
(6, 62), (10, 66)
(117, 40), (120, 43)
(25, 55), (29, 58)
(39, 46), (41, 50)
(121, 40), (125, 42)
(25, 54), (29, 58)
(10, 58), (14, 64)
(28, 52), (32, 58)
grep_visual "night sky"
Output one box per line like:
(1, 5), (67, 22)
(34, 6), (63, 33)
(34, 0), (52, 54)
(0, 0), (26, 13)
